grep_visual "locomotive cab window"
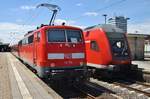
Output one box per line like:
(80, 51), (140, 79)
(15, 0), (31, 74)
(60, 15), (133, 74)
(28, 35), (34, 44)
(47, 29), (66, 42)
(66, 30), (82, 43)
(47, 29), (82, 43)
(107, 32), (129, 57)
(90, 41), (99, 51)
(18, 40), (22, 46)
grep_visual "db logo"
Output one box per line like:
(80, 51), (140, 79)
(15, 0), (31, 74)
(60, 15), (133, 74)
(64, 53), (72, 59)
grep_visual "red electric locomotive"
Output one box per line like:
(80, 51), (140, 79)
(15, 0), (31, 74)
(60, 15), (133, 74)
(83, 24), (134, 77)
(11, 4), (87, 80)
(12, 25), (86, 79)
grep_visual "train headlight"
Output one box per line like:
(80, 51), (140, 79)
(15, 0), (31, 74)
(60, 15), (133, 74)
(80, 62), (85, 66)
(50, 63), (55, 67)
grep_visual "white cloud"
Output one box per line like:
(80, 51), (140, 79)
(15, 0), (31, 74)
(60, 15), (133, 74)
(20, 5), (36, 10)
(76, 3), (82, 6)
(0, 22), (35, 44)
(83, 12), (99, 16)
(54, 19), (76, 25)
(0, 20), (87, 44)
(54, 19), (67, 25)
(128, 22), (150, 34)
(54, 19), (86, 29)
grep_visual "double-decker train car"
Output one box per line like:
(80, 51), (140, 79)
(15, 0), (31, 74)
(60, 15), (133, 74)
(83, 24), (134, 77)
(12, 25), (87, 80)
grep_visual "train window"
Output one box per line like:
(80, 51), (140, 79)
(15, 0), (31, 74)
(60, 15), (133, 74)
(22, 38), (28, 45)
(28, 35), (34, 44)
(18, 40), (22, 45)
(90, 41), (99, 51)
(37, 32), (41, 42)
(22, 39), (25, 45)
(66, 30), (82, 43)
(47, 29), (66, 42)
(25, 38), (28, 44)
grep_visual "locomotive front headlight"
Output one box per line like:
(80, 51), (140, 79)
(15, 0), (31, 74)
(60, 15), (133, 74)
(80, 62), (83, 66)
(50, 63), (55, 67)
(80, 62), (86, 66)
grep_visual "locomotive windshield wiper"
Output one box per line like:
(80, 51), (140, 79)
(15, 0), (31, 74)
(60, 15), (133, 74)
(121, 40), (127, 55)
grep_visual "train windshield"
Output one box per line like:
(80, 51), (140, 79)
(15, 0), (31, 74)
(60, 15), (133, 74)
(47, 29), (82, 43)
(66, 30), (82, 43)
(106, 33), (129, 58)
(47, 30), (66, 42)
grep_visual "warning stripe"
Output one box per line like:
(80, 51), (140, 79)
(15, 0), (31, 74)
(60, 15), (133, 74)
(48, 53), (85, 59)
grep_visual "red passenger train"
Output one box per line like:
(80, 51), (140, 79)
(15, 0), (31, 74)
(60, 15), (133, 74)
(83, 24), (133, 77)
(12, 25), (87, 79)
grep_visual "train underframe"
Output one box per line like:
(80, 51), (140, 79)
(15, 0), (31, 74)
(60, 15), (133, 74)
(88, 64), (138, 79)
(12, 54), (89, 82)
(35, 66), (89, 82)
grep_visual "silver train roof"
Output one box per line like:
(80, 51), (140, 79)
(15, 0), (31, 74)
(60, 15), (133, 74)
(84, 24), (124, 33)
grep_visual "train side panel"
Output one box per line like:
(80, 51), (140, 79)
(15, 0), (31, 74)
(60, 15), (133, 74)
(84, 28), (112, 68)
(84, 24), (132, 71)
(14, 26), (87, 79)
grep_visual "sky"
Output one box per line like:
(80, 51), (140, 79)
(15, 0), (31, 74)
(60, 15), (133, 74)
(0, 0), (150, 44)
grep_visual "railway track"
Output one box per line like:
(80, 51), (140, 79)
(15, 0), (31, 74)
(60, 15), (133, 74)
(73, 85), (97, 99)
(73, 81), (122, 99)
(90, 78), (150, 99)
(142, 73), (150, 83)
(45, 78), (123, 99)
(113, 81), (150, 97)
(132, 68), (150, 83)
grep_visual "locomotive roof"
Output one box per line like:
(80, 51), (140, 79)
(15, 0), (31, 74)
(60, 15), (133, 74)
(39, 25), (82, 30)
(24, 25), (82, 37)
(84, 24), (124, 33)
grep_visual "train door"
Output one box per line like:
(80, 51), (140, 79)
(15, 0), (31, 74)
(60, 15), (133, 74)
(18, 40), (22, 57)
(33, 32), (40, 65)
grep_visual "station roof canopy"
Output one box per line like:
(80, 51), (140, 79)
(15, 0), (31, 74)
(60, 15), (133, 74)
(0, 43), (10, 46)
(127, 33), (150, 38)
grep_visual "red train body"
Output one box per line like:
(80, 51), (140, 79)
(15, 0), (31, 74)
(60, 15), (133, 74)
(12, 25), (87, 79)
(83, 24), (132, 71)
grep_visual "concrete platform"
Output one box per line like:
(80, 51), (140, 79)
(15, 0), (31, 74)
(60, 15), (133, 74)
(0, 52), (62, 99)
(132, 58), (150, 71)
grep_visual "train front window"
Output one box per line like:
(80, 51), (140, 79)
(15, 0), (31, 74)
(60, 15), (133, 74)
(47, 29), (66, 42)
(106, 32), (129, 57)
(47, 29), (82, 43)
(66, 30), (82, 43)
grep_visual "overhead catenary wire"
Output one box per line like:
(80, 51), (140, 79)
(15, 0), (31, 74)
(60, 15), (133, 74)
(72, 0), (127, 20)
(22, 0), (54, 26)
(9, 1), (53, 44)
(15, 0), (127, 33)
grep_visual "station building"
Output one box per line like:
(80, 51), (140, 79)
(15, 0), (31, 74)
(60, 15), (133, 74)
(127, 34), (150, 60)
(0, 43), (10, 52)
